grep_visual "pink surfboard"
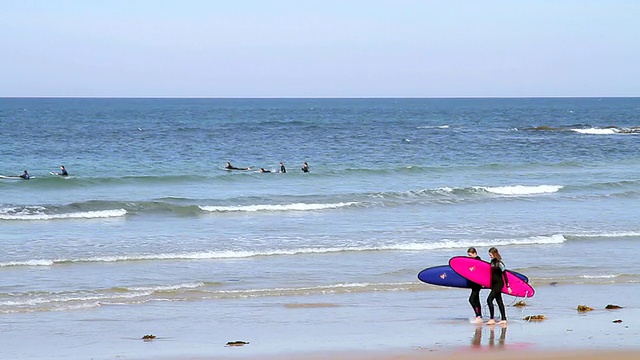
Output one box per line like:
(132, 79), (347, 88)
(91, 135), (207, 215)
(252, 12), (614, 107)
(449, 256), (535, 298)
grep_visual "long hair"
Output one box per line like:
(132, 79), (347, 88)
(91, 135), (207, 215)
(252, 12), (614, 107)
(488, 247), (502, 261)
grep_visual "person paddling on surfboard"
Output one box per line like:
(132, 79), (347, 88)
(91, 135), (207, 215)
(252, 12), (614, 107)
(225, 162), (250, 171)
(486, 247), (511, 325)
(467, 247), (483, 324)
(19, 170), (31, 180)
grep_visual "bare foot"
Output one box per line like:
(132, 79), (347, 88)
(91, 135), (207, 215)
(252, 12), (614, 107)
(473, 317), (483, 324)
(486, 319), (496, 325)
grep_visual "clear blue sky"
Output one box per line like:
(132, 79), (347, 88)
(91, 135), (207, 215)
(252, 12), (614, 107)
(1, 0), (639, 97)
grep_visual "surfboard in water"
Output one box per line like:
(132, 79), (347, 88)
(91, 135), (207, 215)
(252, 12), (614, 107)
(0, 175), (34, 180)
(448, 256), (535, 297)
(418, 264), (529, 289)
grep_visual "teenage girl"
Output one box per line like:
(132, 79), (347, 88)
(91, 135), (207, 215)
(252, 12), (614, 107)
(486, 247), (510, 325)
(466, 247), (483, 323)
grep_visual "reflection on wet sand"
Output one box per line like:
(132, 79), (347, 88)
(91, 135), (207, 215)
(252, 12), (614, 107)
(471, 325), (507, 348)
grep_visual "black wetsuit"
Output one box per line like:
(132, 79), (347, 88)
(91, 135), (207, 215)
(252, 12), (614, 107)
(19, 172), (30, 180)
(280, 164), (286, 173)
(60, 169), (68, 176)
(301, 164), (309, 173)
(468, 256), (482, 318)
(487, 258), (509, 321)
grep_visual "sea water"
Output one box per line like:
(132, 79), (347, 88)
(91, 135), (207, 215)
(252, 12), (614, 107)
(1, 98), (640, 358)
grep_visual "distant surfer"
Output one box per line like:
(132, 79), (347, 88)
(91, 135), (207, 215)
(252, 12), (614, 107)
(55, 165), (68, 176)
(259, 168), (271, 173)
(19, 170), (31, 180)
(279, 162), (286, 173)
(467, 247), (483, 324)
(225, 162), (250, 171)
(301, 162), (310, 173)
(486, 247), (510, 325)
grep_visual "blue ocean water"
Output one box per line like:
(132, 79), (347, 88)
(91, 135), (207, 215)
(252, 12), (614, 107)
(1, 98), (640, 357)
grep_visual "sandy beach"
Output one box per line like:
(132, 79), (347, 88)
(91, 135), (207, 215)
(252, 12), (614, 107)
(249, 349), (640, 360)
(313, 350), (639, 360)
(4, 274), (639, 360)
(82, 282), (636, 360)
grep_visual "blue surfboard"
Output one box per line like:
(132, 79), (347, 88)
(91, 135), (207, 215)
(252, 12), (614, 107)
(418, 265), (529, 289)
(418, 265), (475, 288)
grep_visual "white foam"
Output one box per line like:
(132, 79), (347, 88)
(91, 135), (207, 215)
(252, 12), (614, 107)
(199, 202), (357, 212)
(417, 125), (450, 129)
(0, 290), (153, 307)
(379, 234), (566, 251)
(0, 234), (567, 268)
(0, 209), (127, 220)
(571, 128), (617, 135)
(127, 282), (205, 292)
(580, 274), (619, 279)
(0, 259), (55, 267)
(571, 230), (640, 238)
(214, 282), (417, 297)
(479, 185), (563, 195)
(435, 187), (455, 193)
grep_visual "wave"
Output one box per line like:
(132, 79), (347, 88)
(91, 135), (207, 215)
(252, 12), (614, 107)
(0, 201), (361, 221)
(124, 282), (208, 292)
(580, 274), (619, 279)
(565, 230), (640, 239)
(369, 184), (564, 202)
(475, 185), (563, 195)
(5, 178), (640, 222)
(0, 234), (566, 268)
(0, 281), (424, 314)
(5, 271), (639, 314)
(0, 207), (126, 220)
(520, 124), (640, 135)
(199, 202), (358, 212)
(571, 126), (640, 135)
(0, 281), (212, 314)
(0, 182), (565, 221)
(416, 125), (450, 129)
(571, 128), (618, 135)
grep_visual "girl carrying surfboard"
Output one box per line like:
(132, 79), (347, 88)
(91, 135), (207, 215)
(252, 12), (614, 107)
(486, 247), (510, 325)
(466, 247), (483, 324)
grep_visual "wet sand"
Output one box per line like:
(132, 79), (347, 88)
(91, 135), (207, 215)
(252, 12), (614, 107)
(263, 349), (640, 360)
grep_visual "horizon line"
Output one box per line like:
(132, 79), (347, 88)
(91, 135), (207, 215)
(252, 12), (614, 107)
(1, 95), (639, 99)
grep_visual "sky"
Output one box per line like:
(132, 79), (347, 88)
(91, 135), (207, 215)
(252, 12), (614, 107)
(1, 0), (639, 97)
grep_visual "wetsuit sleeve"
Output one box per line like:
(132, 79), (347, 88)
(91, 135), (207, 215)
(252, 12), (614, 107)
(501, 262), (510, 287)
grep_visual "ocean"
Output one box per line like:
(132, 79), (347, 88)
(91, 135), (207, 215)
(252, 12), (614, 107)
(1, 97), (640, 358)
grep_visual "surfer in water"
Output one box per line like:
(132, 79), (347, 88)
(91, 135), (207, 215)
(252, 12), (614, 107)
(19, 170), (31, 180)
(225, 162), (250, 171)
(56, 165), (68, 176)
(467, 247), (483, 323)
(301, 162), (310, 173)
(279, 162), (286, 173)
(259, 168), (271, 173)
(486, 247), (511, 325)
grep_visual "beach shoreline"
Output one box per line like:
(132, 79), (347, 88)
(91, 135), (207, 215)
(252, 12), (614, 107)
(270, 349), (640, 360)
(140, 344), (640, 360)
(224, 349), (640, 360)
